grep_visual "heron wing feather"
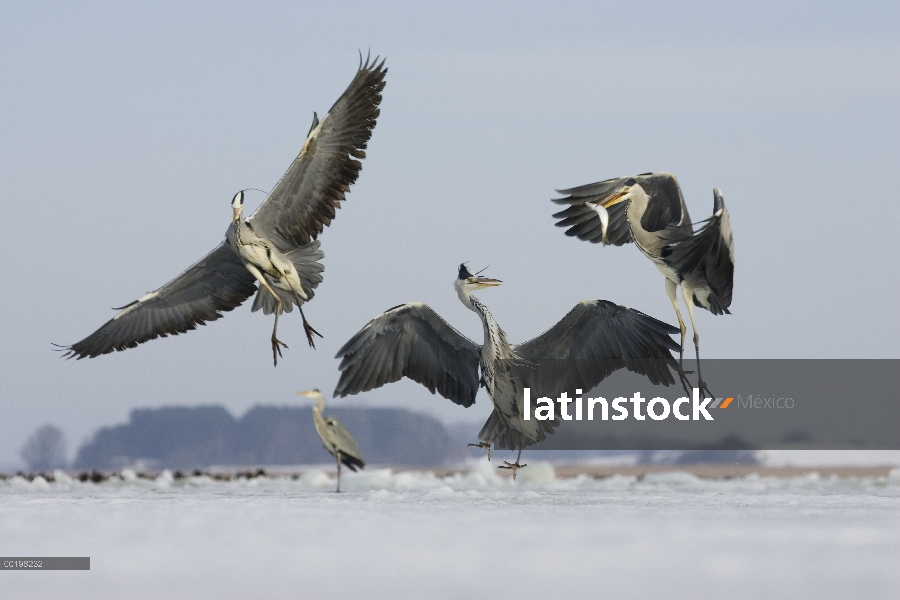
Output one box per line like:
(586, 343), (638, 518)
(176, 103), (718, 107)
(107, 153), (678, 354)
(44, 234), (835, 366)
(513, 300), (680, 398)
(62, 241), (257, 359)
(324, 418), (365, 469)
(664, 191), (734, 310)
(552, 177), (633, 246)
(247, 56), (387, 247)
(333, 303), (481, 407)
(637, 173), (690, 232)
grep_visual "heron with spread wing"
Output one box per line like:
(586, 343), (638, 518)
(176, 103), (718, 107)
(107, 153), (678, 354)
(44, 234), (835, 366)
(552, 172), (734, 396)
(60, 54), (387, 366)
(334, 264), (680, 479)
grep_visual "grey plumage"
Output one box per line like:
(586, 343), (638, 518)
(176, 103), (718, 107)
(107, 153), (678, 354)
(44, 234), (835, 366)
(334, 265), (680, 478)
(662, 188), (734, 314)
(334, 302), (482, 406)
(61, 54), (387, 362)
(248, 241), (325, 314)
(59, 241), (258, 358)
(299, 389), (364, 493)
(515, 299), (684, 394)
(552, 171), (734, 394)
(247, 54), (386, 249)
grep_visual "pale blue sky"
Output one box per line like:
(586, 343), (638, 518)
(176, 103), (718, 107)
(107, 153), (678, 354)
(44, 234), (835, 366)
(1, 1), (898, 466)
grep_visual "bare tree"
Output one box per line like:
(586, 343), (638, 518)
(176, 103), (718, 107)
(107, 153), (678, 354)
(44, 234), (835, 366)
(20, 425), (68, 471)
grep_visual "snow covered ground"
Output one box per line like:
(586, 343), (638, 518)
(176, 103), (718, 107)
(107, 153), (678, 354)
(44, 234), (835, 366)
(2, 460), (899, 600)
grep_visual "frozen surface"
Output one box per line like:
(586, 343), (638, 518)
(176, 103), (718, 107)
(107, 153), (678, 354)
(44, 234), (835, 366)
(2, 460), (899, 600)
(760, 449), (900, 466)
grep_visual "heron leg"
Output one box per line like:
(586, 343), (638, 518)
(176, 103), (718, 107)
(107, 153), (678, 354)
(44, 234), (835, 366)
(265, 295), (289, 366)
(666, 279), (693, 395)
(335, 452), (342, 493)
(245, 266), (289, 366)
(298, 306), (323, 349)
(681, 285), (713, 398)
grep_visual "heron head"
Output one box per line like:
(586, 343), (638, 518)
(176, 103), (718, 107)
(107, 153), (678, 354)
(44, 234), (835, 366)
(231, 191), (244, 223)
(591, 179), (640, 244)
(455, 263), (501, 295)
(296, 389), (325, 411)
(594, 178), (639, 210)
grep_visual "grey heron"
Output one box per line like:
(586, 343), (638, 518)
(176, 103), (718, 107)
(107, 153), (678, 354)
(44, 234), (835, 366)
(60, 54), (387, 366)
(333, 264), (680, 479)
(297, 389), (365, 493)
(551, 172), (734, 396)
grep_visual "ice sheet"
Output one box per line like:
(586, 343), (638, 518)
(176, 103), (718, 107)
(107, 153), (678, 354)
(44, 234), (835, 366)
(2, 460), (898, 599)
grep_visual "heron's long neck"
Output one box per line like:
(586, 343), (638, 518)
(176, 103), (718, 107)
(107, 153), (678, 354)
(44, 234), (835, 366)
(233, 215), (246, 244)
(311, 396), (326, 430)
(467, 294), (515, 361)
(625, 187), (663, 260)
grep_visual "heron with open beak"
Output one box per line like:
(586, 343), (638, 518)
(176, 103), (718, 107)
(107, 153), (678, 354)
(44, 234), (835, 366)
(333, 263), (680, 479)
(552, 172), (734, 396)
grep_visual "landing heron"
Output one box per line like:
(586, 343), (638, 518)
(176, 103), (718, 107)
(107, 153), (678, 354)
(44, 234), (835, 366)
(552, 172), (734, 396)
(297, 389), (365, 493)
(60, 54), (387, 366)
(333, 264), (680, 479)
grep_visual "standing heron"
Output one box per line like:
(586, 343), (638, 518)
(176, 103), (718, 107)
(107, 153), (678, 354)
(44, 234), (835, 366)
(59, 54), (387, 366)
(333, 264), (680, 479)
(297, 389), (365, 493)
(552, 172), (734, 396)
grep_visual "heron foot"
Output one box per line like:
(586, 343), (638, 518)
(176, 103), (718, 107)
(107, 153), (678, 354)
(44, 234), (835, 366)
(271, 336), (288, 366)
(697, 379), (714, 400)
(677, 368), (695, 396)
(467, 442), (491, 461)
(498, 461), (527, 481)
(302, 319), (323, 349)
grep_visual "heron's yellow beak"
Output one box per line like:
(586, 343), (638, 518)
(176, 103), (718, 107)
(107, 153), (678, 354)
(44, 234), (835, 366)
(598, 188), (630, 209)
(591, 187), (631, 245)
(296, 390), (315, 398)
(232, 207), (241, 223)
(468, 277), (502, 288)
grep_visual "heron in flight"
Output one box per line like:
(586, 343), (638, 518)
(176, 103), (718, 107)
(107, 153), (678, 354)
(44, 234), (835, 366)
(297, 389), (365, 493)
(551, 172), (734, 396)
(60, 54), (387, 366)
(333, 264), (680, 479)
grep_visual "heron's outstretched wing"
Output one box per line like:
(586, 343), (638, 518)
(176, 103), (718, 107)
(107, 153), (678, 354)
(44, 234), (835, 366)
(248, 54), (387, 248)
(324, 417), (365, 471)
(61, 240), (257, 359)
(664, 188), (734, 311)
(552, 172), (690, 244)
(514, 300), (680, 397)
(334, 303), (481, 407)
(552, 177), (634, 246)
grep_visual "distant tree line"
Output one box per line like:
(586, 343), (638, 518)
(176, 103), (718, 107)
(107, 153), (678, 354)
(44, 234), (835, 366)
(20, 425), (69, 471)
(74, 405), (458, 470)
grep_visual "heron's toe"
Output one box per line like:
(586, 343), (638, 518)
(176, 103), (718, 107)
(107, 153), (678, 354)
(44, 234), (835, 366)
(498, 461), (527, 481)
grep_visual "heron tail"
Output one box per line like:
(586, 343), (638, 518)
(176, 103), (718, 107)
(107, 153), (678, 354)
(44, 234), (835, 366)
(284, 240), (324, 295)
(251, 285), (295, 315)
(479, 410), (558, 450)
(250, 241), (325, 315)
